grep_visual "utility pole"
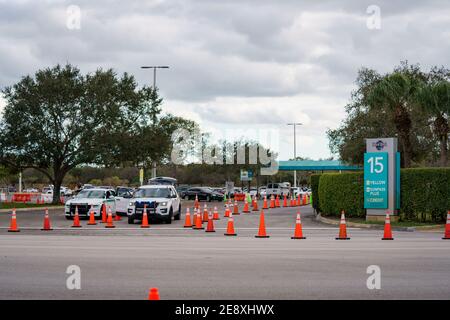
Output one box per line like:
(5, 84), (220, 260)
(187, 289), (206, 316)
(140, 65), (169, 178)
(287, 123), (302, 188)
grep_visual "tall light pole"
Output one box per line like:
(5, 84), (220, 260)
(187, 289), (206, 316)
(140, 65), (170, 179)
(287, 122), (302, 188)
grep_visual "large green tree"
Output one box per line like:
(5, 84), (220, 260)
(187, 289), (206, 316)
(416, 70), (450, 166)
(0, 64), (196, 203)
(328, 63), (436, 167)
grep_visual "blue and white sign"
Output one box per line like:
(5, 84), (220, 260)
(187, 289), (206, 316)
(364, 152), (388, 209)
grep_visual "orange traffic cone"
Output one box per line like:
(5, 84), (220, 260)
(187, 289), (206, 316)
(243, 199), (250, 213)
(114, 213), (122, 221)
(252, 196), (259, 211)
(283, 195), (287, 207)
(263, 196), (268, 209)
(105, 207), (115, 228)
(87, 209), (97, 225)
(275, 195), (280, 208)
(291, 212), (306, 239)
(224, 213), (237, 236)
(71, 206), (82, 228)
(205, 211), (215, 233)
(193, 208), (204, 230)
(255, 210), (269, 238)
(382, 211), (394, 240)
(233, 200), (240, 215)
(8, 209), (20, 232)
(183, 208), (192, 228)
(297, 194), (301, 207)
(443, 211), (450, 240)
(148, 287), (160, 300)
(303, 194), (307, 206)
(141, 204), (150, 228)
(194, 195), (199, 210)
(269, 195), (275, 208)
(224, 204), (230, 218)
(213, 206), (220, 220)
(202, 204), (209, 222)
(41, 208), (53, 231)
(101, 205), (107, 223)
(336, 211), (350, 240)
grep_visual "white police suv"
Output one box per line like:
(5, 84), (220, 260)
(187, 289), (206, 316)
(127, 185), (181, 224)
(64, 188), (116, 219)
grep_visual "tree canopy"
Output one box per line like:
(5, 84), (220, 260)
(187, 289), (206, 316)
(328, 62), (449, 167)
(0, 64), (198, 202)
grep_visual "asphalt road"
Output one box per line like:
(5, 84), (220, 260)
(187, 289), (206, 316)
(1, 201), (449, 300)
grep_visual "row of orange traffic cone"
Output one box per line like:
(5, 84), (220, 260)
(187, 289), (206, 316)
(7, 205), (121, 231)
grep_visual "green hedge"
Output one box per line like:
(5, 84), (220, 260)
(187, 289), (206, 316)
(316, 168), (450, 222)
(318, 172), (364, 218)
(399, 168), (450, 222)
(310, 174), (321, 211)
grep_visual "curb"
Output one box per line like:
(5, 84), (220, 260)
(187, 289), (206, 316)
(315, 213), (443, 232)
(0, 206), (64, 213)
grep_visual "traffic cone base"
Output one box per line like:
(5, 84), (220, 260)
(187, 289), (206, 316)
(224, 232), (237, 236)
(255, 235), (270, 238)
(335, 237), (350, 240)
(291, 236), (306, 239)
(382, 237), (394, 240)
(8, 229), (20, 233)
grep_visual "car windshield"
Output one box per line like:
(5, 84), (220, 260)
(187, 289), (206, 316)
(134, 188), (170, 198)
(117, 188), (132, 197)
(76, 190), (105, 199)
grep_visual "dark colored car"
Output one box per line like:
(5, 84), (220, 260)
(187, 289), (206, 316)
(176, 185), (190, 197)
(182, 187), (224, 202)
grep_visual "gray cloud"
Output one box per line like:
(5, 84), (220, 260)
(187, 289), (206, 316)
(0, 0), (449, 159)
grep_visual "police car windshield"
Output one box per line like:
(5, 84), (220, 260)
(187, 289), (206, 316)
(134, 188), (170, 198)
(76, 190), (105, 199)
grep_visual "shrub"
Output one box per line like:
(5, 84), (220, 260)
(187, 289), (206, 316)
(310, 174), (321, 211)
(399, 168), (450, 222)
(316, 168), (450, 222)
(318, 172), (364, 218)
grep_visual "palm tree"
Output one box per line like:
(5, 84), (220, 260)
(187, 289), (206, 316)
(416, 81), (450, 166)
(365, 72), (424, 167)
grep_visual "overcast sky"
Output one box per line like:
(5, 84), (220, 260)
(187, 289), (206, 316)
(1, 0), (449, 161)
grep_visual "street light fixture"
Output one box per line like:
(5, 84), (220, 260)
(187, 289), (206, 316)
(140, 66), (170, 90)
(141, 65), (170, 178)
(287, 122), (303, 188)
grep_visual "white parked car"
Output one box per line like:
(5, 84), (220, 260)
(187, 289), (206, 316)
(249, 187), (258, 198)
(115, 186), (134, 216)
(258, 187), (267, 198)
(127, 185), (181, 224)
(266, 183), (290, 197)
(23, 188), (39, 193)
(64, 188), (117, 220)
(292, 187), (312, 198)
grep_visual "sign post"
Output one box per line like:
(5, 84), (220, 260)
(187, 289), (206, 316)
(365, 138), (399, 221)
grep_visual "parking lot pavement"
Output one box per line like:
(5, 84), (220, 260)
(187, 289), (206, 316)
(0, 231), (449, 300)
(2, 200), (449, 300)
